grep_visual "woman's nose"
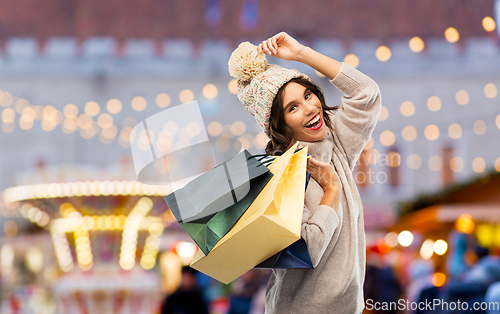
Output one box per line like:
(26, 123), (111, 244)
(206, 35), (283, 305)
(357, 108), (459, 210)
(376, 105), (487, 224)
(303, 102), (315, 115)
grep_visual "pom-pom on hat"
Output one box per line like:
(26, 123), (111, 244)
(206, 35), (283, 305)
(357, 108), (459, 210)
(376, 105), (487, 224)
(228, 42), (310, 138)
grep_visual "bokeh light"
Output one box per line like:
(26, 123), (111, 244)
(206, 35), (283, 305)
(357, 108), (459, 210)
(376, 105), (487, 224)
(448, 123), (462, 139)
(455, 90), (469, 105)
(15, 99), (29, 114)
(2, 108), (15, 123)
(386, 151), (401, 167)
(179, 89), (195, 103)
(380, 130), (396, 146)
(450, 156), (464, 172)
(62, 118), (78, 134)
(402, 125), (417, 141)
(63, 104), (78, 118)
(400, 101), (415, 117)
(445, 27), (460, 43)
(97, 113), (114, 129)
(202, 84), (218, 99)
(77, 114), (93, 129)
(398, 230), (414, 247)
(427, 96), (442, 111)
(433, 273), (446, 287)
(176, 242), (197, 265)
(384, 232), (399, 247)
(156, 93), (171, 108)
(106, 99), (122, 114)
(482, 16), (496, 32)
(420, 239), (434, 260)
(363, 137), (374, 150)
(84, 101), (100, 117)
(433, 240), (448, 255)
(472, 157), (485, 173)
(424, 125), (439, 141)
(428, 155), (443, 171)
(254, 132), (268, 149)
(131, 96), (147, 111)
(409, 37), (425, 53)
(378, 106), (389, 121)
(343, 54), (359, 68)
(0, 91), (13, 107)
(4, 221), (18, 237)
(407, 154), (422, 170)
(228, 79), (238, 94)
(456, 214), (475, 234)
(207, 121), (223, 137)
(473, 120), (486, 135)
(375, 46), (391, 62)
(231, 121), (246, 136)
(485, 83), (497, 99)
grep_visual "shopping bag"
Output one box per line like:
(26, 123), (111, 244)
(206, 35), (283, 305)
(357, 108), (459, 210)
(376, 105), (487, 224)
(254, 238), (313, 268)
(255, 171), (314, 269)
(190, 143), (307, 284)
(164, 149), (273, 255)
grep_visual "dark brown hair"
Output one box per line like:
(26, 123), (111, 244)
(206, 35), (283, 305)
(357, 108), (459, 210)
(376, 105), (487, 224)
(265, 77), (338, 155)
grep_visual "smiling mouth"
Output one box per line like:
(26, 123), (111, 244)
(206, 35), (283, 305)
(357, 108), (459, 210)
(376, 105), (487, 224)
(305, 113), (321, 129)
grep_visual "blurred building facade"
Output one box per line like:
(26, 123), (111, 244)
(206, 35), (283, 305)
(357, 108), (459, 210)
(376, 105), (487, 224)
(0, 0), (499, 230)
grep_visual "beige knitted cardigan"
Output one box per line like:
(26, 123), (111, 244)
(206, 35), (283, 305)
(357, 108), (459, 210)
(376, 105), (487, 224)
(265, 62), (382, 314)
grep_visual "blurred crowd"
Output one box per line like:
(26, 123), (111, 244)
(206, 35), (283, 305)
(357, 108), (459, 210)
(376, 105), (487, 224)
(160, 266), (271, 314)
(364, 231), (500, 314)
(160, 231), (500, 314)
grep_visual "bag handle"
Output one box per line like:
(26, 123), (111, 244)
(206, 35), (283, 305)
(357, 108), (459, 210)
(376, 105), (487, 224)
(248, 147), (309, 168)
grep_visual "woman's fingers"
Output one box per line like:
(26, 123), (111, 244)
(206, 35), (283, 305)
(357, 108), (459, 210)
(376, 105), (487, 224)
(271, 36), (278, 52)
(308, 158), (323, 168)
(256, 35), (280, 55)
(258, 43), (265, 54)
(262, 40), (272, 55)
(260, 41), (266, 54)
(267, 38), (276, 54)
(258, 42), (268, 54)
(306, 157), (340, 192)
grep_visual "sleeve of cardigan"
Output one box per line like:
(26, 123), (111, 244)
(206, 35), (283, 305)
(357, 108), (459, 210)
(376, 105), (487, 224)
(329, 62), (382, 171)
(301, 203), (340, 268)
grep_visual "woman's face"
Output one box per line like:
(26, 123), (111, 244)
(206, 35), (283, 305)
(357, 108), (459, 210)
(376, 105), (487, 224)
(282, 82), (327, 142)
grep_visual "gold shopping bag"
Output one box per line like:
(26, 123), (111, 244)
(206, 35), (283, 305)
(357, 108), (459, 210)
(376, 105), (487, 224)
(190, 142), (307, 284)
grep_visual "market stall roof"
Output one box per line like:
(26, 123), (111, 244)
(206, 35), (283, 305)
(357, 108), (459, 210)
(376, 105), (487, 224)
(394, 204), (500, 233)
(395, 170), (500, 233)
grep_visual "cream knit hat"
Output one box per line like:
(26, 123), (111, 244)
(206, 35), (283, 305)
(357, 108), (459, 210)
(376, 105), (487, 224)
(228, 42), (310, 137)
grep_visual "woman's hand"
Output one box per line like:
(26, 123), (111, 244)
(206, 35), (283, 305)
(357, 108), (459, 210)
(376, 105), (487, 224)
(307, 157), (341, 208)
(307, 157), (340, 193)
(256, 32), (305, 61)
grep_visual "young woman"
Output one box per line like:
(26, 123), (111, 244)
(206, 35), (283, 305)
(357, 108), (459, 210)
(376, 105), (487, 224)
(228, 32), (382, 314)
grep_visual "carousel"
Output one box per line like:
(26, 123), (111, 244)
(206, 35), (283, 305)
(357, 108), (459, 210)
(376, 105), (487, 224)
(2, 161), (194, 314)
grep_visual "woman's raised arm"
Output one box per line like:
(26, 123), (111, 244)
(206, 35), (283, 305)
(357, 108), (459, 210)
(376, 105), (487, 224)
(258, 31), (382, 170)
(257, 32), (342, 80)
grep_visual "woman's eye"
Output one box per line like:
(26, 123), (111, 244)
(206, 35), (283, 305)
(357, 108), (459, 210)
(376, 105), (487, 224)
(305, 93), (311, 99)
(289, 105), (297, 112)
